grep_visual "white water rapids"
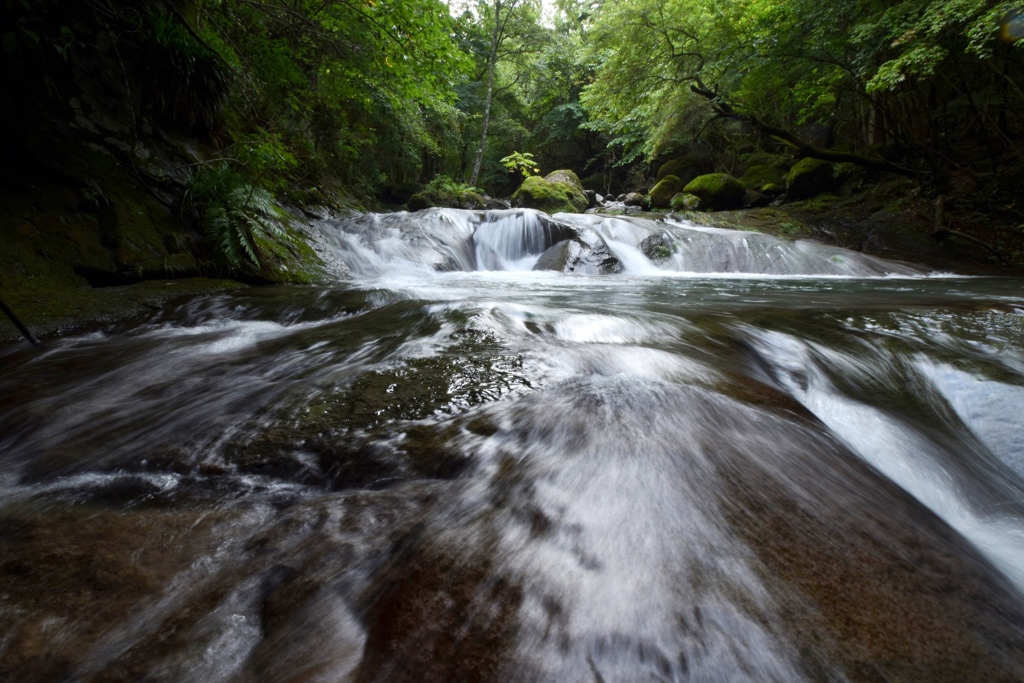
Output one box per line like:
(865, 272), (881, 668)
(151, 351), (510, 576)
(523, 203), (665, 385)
(1, 208), (1023, 682)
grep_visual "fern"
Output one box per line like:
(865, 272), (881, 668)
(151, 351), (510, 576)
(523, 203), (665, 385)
(183, 165), (287, 273)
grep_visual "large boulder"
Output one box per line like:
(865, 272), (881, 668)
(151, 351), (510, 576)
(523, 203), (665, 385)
(623, 192), (647, 208)
(655, 153), (707, 184)
(739, 165), (787, 192)
(512, 171), (588, 214)
(407, 193), (433, 212)
(786, 158), (834, 200)
(682, 173), (745, 211)
(649, 175), (685, 209)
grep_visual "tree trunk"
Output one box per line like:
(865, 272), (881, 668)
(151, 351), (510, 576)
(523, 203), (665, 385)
(469, 0), (502, 188)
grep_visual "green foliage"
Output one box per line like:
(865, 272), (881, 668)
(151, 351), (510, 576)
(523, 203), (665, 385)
(580, 0), (1024, 188)
(415, 175), (486, 209)
(183, 164), (287, 273)
(651, 245), (672, 260)
(500, 151), (540, 177)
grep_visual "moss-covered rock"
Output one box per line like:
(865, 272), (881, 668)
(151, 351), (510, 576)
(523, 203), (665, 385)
(459, 192), (487, 210)
(544, 169), (584, 191)
(511, 172), (588, 214)
(671, 193), (704, 211)
(649, 175), (685, 209)
(623, 192), (648, 208)
(682, 173), (746, 211)
(740, 152), (792, 172)
(407, 193), (434, 212)
(786, 158), (834, 200)
(655, 154), (706, 184)
(739, 165), (787, 192)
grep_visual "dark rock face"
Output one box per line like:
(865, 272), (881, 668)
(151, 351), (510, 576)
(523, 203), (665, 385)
(639, 233), (670, 259)
(655, 153), (708, 185)
(483, 197), (511, 210)
(742, 189), (771, 208)
(533, 228), (623, 275)
(786, 158), (835, 200)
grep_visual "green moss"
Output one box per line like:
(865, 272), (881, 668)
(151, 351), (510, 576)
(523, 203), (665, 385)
(739, 165), (786, 191)
(649, 175), (685, 208)
(407, 192), (434, 211)
(670, 193), (703, 211)
(511, 175), (587, 214)
(407, 176), (485, 211)
(786, 158), (834, 200)
(682, 173), (746, 211)
(656, 154), (704, 183)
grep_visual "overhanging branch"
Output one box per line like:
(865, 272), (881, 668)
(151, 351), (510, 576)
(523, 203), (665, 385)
(689, 81), (917, 178)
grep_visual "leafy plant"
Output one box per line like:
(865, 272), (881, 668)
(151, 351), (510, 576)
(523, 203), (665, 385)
(420, 174), (485, 205)
(500, 151), (540, 177)
(182, 164), (287, 273)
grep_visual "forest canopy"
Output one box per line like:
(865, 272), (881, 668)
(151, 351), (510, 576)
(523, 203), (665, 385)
(2, 0), (1022, 204)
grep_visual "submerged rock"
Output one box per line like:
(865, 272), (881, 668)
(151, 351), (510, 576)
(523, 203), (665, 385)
(533, 227), (623, 274)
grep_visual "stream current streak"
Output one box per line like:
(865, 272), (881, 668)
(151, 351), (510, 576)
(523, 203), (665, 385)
(2, 209), (1024, 682)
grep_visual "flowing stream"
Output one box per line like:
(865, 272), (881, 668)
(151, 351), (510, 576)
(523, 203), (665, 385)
(3, 209), (1024, 682)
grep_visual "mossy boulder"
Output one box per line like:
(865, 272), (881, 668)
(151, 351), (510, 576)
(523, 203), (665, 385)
(458, 192), (487, 210)
(682, 173), (746, 211)
(739, 165), (787, 192)
(512, 171), (588, 214)
(656, 153), (706, 184)
(544, 169), (584, 191)
(649, 175), (685, 209)
(407, 193), (434, 212)
(623, 192), (648, 208)
(786, 158), (834, 200)
(671, 193), (704, 211)
(740, 152), (792, 172)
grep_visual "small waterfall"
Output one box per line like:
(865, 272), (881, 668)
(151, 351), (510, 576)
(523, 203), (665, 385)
(318, 208), (571, 275)
(318, 209), (479, 276)
(315, 208), (930, 278)
(474, 211), (574, 271)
